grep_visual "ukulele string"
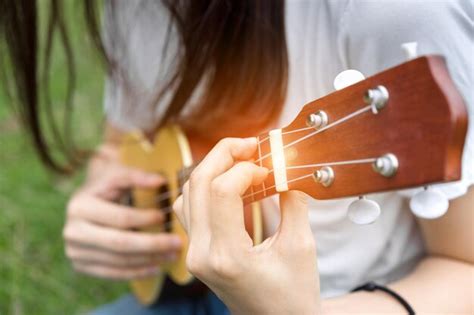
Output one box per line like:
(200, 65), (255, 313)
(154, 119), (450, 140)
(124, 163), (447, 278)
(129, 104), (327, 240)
(148, 156), (376, 203)
(155, 189), (182, 204)
(284, 157), (377, 170)
(242, 156), (378, 200)
(255, 104), (373, 163)
(130, 104), (374, 204)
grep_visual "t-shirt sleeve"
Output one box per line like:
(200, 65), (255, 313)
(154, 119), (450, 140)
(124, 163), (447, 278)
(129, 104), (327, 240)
(339, 0), (473, 198)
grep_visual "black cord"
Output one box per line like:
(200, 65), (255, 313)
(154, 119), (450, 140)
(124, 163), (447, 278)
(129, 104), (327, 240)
(351, 281), (415, 315)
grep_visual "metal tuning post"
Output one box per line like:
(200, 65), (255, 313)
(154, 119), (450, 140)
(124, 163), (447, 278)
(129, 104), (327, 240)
(312, 166), (334, 187)
(364, 86), (389, 114)
(306, 110), (328, 129)
(347, 196), (381, 225)
(409, 186), (449, 219)
(372, 154), (398, 177)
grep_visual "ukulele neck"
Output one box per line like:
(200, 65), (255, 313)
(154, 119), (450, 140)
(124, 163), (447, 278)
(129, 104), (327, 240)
(177, 131), (278, 206)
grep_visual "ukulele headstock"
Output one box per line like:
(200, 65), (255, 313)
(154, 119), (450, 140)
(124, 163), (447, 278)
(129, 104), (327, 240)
(271, 56), (467, 200)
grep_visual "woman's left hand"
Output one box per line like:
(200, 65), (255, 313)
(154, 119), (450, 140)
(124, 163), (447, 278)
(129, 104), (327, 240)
(173, 137), (320, 315)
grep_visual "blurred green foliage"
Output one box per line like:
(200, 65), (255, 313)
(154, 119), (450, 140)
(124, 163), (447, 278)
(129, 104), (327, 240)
(0, 1), (127, 314)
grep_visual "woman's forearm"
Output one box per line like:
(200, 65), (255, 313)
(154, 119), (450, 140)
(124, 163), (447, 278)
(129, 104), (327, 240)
(322, 256), (473, 314)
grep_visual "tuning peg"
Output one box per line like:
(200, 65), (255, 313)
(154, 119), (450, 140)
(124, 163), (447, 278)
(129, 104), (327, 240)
(333, 69), (365, 91)
(409, 187), (449, 219)
(401, 42), (418, 60)
(347, 196), (381, 225)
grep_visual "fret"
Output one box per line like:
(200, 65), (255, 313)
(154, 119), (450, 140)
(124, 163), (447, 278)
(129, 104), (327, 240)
(257, 135), (266, 197)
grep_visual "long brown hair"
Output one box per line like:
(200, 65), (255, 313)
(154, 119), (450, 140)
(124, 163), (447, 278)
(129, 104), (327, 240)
(0, 0), (288, 174)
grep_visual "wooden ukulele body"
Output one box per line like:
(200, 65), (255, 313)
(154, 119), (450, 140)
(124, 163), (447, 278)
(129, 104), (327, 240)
(120, 125), (262, 305)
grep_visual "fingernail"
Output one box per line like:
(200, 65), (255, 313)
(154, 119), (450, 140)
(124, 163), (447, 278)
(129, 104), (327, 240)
(147, 174), (161, 182)
(171, 237), (182, 248)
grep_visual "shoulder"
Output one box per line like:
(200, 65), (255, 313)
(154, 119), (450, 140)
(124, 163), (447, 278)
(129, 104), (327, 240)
(337, 0), (472, 68)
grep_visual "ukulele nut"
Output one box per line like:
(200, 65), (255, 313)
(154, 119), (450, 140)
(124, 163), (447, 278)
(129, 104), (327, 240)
(372, 153), (398, 177)
(313, 166), (334, 187)
(364, 85), (389, 113)
(306, 110), (329, 129)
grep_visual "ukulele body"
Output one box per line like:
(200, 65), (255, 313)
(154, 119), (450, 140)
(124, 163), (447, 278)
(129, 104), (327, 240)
(120, 125), (262, 305)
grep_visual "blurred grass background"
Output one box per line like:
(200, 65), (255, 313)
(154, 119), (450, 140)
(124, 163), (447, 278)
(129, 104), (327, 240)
(0, 1), (128, 314)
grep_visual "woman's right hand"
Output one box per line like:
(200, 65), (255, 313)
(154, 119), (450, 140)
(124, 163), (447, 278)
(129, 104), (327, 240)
(63, 148), (182, 280)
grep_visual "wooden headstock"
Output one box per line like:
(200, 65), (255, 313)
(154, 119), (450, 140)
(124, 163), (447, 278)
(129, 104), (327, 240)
(244, 56), (467, 203)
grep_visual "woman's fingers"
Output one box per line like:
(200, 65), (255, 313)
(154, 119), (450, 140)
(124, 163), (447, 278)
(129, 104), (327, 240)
(67, 194), (164, 229)
(209, 162), (268, 241)
(87, 165), (166, 198)
(72, 262), (161, 280)
(63, 220), (182, 254)
(276, 191), (316, 254)
(65, 244), (177, 268)
(193, 137), (258, 182)
(185, 138), (258, 241)
(278, 191), (310, 235)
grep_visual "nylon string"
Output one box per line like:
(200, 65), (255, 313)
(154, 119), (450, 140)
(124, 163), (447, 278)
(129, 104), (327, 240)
(128, 104), (376, 206)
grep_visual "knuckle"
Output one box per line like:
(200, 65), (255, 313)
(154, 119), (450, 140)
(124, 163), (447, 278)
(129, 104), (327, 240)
(298, 235), (316, 255)
(210, 179), (233, 199)
(207, 251), (240, 280)
(62, 224), (75, 241)
(189, 169), (205, 186)
(216, 138), (235, 150)
(185, 249), (206, 278)
(72, 263), (89, 275)
(66, 196), (81, 216)
(64, 246), (77, 260)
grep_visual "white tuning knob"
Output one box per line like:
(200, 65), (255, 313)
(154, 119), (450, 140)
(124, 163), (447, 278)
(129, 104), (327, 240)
(409, 187), (449, 219)
(333, 69), (365, 91)
(347, 197), (381, 225)
(401, 42), (418, 60)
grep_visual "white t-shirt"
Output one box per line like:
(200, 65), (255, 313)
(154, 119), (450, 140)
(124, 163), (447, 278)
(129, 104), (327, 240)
(104, 0), (473, 298)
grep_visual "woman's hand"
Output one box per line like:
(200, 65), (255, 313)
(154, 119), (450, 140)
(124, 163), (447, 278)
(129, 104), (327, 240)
(63, 148), (182, 280)
(173, 138), (320, 315)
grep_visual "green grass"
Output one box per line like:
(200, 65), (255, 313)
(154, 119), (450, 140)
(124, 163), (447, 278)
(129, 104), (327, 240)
(0, 2), (128, 314)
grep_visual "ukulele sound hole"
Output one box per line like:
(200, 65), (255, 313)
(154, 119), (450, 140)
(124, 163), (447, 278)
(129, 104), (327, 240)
(156, 183), (172, 232)
(119, 189), (134, 206)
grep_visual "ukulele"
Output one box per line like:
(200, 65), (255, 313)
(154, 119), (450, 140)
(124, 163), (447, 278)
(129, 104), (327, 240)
(119, 55), (468, 305)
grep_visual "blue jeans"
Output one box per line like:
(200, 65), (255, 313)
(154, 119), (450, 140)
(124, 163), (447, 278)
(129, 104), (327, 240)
(91, 292), (229, 315)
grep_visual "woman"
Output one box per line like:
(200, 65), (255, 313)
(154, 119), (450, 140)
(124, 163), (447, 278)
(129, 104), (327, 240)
(1, 0), (472, 314)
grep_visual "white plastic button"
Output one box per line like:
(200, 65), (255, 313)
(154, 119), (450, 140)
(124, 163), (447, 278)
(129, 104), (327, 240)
(410, 188), (449, 219)
(333, 70), (365, 91)
(347, 198), (381, 225)
(401, 42), (418, 60)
